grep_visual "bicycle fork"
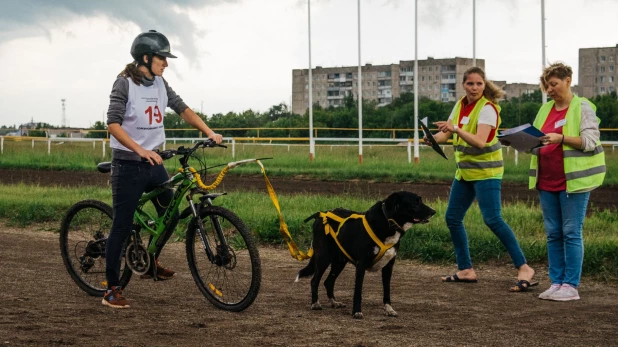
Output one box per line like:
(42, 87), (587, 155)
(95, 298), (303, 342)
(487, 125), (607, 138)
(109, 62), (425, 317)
(189, 197), (230, 266)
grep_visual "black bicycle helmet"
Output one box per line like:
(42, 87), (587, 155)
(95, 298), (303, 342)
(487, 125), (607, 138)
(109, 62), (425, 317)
(131, 29), (177, 60)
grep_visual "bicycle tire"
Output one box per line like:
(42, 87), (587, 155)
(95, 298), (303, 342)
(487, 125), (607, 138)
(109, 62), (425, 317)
(59, 200), (132, 297)
(186, 206), (261, 312)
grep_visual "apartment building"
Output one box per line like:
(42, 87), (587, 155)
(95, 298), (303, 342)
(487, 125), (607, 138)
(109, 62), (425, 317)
(292, 57), (484, 115)
(579, 45), (617, 98)
(491, 81), (540, 100)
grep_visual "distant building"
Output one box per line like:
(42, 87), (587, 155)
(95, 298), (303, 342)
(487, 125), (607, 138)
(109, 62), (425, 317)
(18, 122), (37, 136)
(503, 83), (540, 100)
(292, 57), (484, 115)
(579, 44), (617, 98)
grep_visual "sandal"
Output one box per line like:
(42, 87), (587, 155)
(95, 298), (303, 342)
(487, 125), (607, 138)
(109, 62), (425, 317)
(509, 279), (539, 292)
(442, 274), (478, 283)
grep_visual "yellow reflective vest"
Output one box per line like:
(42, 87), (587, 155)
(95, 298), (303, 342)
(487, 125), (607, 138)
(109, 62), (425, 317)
(529, 96), (606, 192)
(453, 96), (504, 181)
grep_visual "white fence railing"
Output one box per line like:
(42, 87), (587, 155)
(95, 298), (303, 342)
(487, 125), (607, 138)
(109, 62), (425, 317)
(2, 136), (617, 165)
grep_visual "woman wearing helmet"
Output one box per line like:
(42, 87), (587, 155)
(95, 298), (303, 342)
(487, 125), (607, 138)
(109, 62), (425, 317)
(103, 30), (223, 309)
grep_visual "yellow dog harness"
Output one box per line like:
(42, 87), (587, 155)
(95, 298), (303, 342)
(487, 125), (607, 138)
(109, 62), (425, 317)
(319, 211), (399, 266)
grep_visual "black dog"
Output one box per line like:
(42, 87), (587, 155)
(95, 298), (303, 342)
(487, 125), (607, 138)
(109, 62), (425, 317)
(296, 191), (435, 319)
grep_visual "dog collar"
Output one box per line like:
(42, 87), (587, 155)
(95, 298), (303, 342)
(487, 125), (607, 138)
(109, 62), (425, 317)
(381, 203), (406, 233)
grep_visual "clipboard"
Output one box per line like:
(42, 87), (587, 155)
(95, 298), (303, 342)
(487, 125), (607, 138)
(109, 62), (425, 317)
(420, 120), (448, 160)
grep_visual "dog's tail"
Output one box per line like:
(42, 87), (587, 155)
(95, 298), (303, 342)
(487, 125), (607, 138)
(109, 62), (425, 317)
(295, 255), (315, 282)
(303, 212), (321, 223)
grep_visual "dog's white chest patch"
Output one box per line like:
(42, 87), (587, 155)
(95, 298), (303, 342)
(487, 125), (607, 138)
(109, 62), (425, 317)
(369, 231), (400, 271)
(369, 248), (396, 271)
(402, 222), (413, 231)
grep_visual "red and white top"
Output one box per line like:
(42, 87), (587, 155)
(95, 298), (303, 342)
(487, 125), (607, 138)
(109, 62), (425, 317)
(537, 106), (568, 191)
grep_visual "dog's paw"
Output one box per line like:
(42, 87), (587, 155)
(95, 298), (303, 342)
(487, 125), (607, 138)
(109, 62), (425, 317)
(352, 312), (364, 319)
(328, 298), (346, 309)
(384, 304), (398, 317)
(311, 302), (322, 310)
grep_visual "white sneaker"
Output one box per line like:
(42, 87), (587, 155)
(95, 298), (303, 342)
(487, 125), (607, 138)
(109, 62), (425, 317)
(538, 284), (562, 300)
(548, 284), (580, 301)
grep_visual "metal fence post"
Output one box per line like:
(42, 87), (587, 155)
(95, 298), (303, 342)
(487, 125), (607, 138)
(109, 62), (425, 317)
(407, 140), (412, 163)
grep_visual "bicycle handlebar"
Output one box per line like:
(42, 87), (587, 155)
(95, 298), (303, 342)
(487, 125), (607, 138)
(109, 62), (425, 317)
(158, 139), (227, 161)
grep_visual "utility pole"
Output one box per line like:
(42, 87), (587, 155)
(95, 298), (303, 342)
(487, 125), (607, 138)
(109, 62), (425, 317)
(61, 99), (67, 128)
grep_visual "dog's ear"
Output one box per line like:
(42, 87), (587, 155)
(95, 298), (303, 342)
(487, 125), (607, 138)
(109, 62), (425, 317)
(382, 192), (402, 218)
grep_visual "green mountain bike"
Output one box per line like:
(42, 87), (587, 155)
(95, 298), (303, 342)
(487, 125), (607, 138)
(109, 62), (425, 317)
(59, 140), (261, 312)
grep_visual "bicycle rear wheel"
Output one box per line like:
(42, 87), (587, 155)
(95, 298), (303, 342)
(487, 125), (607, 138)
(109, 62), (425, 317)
(59, 200), (132, 297)
(186, 206), (261, 312)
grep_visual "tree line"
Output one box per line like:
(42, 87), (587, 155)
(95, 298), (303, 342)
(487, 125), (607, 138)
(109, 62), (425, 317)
(163, 91), (618, 140)
(9, 91), (618, 140)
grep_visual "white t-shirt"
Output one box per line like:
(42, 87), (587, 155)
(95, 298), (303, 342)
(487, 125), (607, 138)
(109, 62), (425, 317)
(448, 104), (498, 128)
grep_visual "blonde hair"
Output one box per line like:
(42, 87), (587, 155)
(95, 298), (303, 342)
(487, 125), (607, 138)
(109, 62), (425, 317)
(539, 62), (572, 92)
(462, 67), (505, 104)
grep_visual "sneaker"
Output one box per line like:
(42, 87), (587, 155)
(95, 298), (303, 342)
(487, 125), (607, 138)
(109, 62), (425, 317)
(140, 260), (176, 280)
(538, 284), (562, 300)
(548, 284), (580, 301)
(102, 286), (130, 309)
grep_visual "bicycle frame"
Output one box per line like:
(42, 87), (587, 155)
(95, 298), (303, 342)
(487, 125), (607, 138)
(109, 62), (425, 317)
(133, 168), (195, 254)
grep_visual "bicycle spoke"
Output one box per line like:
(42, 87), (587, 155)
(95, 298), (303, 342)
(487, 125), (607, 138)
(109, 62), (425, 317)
(60, 200), (132, 296)
(186, 206), (260, 311)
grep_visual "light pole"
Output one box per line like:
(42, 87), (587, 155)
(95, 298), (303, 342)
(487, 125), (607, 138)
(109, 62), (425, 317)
(413, 0), (419, 163)
(541, 0), (547, 103)
(357, 0), (363, 164)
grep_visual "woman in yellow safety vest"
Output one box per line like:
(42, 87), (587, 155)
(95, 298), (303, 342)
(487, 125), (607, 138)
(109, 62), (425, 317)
(527, 62), (605, 301)
(425, 67), (536, 292)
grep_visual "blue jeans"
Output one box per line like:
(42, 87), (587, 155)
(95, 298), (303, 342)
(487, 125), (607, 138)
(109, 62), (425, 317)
(538, 190), (590, 287)
(445, 178), (527, 270)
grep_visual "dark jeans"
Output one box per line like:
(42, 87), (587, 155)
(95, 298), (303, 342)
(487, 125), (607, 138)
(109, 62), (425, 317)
(105, 160), (173, 289)
(445, 178), (527, 270)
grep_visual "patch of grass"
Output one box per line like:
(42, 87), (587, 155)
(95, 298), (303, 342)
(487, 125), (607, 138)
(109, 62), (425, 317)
(0, 183), (616, 279)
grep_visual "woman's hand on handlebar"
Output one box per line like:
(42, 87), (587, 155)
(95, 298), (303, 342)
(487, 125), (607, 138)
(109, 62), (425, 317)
(206, 131), (223, 144)
(138, 149), (163, 165)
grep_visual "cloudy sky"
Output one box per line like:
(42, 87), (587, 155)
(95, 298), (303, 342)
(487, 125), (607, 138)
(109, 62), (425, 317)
(0, 0), (615, 128)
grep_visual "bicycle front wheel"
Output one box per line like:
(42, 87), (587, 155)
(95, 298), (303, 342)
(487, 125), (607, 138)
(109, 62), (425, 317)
(186, 206), (261, 312)
(59, 200), (132, 297)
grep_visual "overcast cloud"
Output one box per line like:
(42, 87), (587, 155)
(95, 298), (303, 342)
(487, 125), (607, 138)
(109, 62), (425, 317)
(0, 0), (239, 62)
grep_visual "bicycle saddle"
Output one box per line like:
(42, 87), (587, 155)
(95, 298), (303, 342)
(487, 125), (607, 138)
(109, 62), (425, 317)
(97, 162), (111, 173)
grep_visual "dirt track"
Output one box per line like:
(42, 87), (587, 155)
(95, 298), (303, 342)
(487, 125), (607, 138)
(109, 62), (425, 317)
(1, 225), (617, 346)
